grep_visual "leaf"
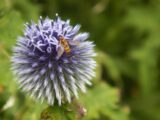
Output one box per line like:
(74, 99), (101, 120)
(41, 104), (79, 120)
(79, 82), (129, 120)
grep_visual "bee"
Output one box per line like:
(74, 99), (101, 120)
(59, 36), (71, 54)
(56, 35), (80, 59)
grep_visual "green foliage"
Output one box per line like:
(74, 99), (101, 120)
(41, 105), (78, 120)
(0, 11), (23, 49)
(1, 0), (160, 120)
(79, 82), (128, 120)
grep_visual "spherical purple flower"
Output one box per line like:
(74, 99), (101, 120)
(11, 14), (96, 106)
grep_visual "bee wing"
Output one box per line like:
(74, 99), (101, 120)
(68, 40), (80, 46)
(56, 45), (64, 59)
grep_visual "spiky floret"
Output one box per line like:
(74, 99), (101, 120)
(11, 14), (96, 106)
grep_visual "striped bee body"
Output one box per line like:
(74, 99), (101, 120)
(56, 35), (80, 59)
(59, 36), (71, 54)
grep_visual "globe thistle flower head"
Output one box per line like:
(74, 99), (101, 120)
(11, 14), (96, 106)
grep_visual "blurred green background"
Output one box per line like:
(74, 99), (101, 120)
(1, 0), (160, 120)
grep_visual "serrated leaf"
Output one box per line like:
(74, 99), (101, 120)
(41, 104), (79, 120)
(79, 82), (129, 120)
